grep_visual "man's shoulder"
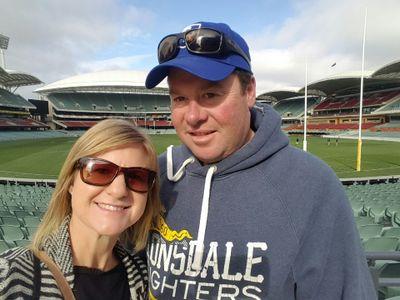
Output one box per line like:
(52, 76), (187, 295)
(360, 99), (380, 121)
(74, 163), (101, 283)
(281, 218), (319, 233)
(264, 145), (345, 208)
(274, 145), (339, 182)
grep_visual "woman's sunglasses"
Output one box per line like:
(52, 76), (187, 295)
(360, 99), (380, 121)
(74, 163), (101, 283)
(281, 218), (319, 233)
(75, 157), (156, 193)
(158, 28), (251, 66)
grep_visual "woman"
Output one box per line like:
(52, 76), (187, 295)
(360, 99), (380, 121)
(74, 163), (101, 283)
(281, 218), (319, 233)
(0, 119), (161, 299)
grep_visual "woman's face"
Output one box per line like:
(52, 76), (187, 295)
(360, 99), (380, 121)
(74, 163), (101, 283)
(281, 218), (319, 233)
(69, 144), (153, 239)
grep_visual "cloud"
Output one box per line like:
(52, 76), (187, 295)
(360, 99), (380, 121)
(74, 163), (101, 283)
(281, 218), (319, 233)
(247, 0), (400, 95)
(0, 0), (154, 97)
(78, 54), (153, 73)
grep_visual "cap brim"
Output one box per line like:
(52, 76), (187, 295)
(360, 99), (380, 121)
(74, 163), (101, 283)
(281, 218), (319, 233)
(145, 55), (236, 89)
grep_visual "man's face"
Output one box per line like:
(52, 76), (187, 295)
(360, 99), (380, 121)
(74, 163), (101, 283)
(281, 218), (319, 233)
(168, 69), (256, 164)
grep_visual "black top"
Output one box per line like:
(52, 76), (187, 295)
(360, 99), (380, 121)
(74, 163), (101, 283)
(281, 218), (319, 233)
(73, 262), (130, 300)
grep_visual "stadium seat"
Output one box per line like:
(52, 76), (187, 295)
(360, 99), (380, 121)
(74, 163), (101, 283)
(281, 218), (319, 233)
(6, 205), (22, 212)
(20, 203), (37, 212)
(386, 205), (400, 224)
(13, 210), (33, 218)
(0, 225), (25, 242)
(14, 240), (30, 247)
(0, 210), (14, 217)
(368, 202), (390, 224)
(382, 228), (400, 238)
(0, 240), (10, 252)
(35, 201), (48, 210)
(351, 201), (367, 216)
(363, 237), (399, 252)
(33, 210), (45, 218)
(22, 216), (41, 227)
(393, 213), (400, 227)
(359, 224), (384, 240)
(380, 263), (400, 279)
(24, 226), (38, 240)
(354, 216), (375, 227)
(0, 216), (21, 226)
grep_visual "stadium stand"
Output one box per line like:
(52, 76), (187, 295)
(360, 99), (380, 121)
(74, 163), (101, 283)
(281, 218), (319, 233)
(0, 47), (46, 130)
(0, 179), (397, 299)
(0, 129), (83, 141)
(0, 88), (35, 108)
(45, 92), (161, 112)
(286, 122), (378, 132)
(0, 116), (47, 129)
(345, 181), (400, 299)
(377, 99), (400, 113)
(35, 70), (173, 130)
(332, 130), (400, 142)
(0, 182), (52, 247)
(272, 96), (318, 118)
(256, 63), (400, 139)
(314, 90), (400, 113)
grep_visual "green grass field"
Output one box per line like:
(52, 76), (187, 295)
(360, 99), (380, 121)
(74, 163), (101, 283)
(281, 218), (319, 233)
(0, 135), (399, 179)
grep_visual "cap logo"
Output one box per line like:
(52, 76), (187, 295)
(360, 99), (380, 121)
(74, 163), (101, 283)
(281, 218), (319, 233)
(181, 23), (202, 33)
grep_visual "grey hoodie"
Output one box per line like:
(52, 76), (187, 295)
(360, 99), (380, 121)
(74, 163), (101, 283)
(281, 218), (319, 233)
(147, 104), (376, 299)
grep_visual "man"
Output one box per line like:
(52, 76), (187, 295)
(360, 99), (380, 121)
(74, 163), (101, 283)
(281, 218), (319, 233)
(145, 21), (375, 299)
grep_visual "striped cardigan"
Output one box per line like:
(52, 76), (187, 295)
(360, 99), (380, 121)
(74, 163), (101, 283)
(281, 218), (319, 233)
(0, 216), (148, 299)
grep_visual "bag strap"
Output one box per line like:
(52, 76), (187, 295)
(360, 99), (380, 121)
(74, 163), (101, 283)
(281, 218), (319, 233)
(33, 250), (76, 300)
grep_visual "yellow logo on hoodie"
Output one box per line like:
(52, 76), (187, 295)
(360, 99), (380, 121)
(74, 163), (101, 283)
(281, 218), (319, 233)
(149, 290), (157, 300)
(152, 215), (192, 241)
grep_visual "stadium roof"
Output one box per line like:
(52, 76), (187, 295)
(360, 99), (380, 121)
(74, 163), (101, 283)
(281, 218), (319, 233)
(372, 60), (400, 78)
(257, 89), (302, 102)
(297, 71), (400, 96)
(0, 67), (42, 88)
(35, 70), (168, 94)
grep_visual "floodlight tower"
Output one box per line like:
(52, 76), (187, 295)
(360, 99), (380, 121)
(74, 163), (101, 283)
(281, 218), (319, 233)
(0, 34), (10, 69)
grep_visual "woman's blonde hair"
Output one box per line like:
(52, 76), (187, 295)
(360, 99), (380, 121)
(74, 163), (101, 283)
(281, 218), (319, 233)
(31, 119), (161, 251)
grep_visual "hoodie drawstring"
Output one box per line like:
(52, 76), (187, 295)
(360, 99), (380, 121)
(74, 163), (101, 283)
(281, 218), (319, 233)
(167, 145), (194, 181)
(192, 164), (217, 270)
(166, 145), (217, 271)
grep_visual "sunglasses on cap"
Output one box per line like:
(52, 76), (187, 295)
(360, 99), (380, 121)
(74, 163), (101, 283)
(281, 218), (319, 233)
(158, 28), (251, 66)
(75, 157), (156, 193)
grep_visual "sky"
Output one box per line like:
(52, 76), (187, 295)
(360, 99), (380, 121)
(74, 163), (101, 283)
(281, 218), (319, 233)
(0, 0), (400, 99)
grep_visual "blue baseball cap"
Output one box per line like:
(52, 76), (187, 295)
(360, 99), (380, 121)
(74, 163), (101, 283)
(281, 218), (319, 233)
(145, 21), (252, 89)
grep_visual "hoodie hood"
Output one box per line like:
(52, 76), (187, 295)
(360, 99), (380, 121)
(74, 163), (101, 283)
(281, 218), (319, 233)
(161, 103), (289, 270)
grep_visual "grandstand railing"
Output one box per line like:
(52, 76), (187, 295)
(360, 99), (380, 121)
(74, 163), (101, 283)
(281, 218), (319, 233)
(366, 252), (400, 288)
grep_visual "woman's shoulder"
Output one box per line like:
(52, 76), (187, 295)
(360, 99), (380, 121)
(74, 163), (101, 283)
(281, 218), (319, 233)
(0, 247), (36, 297)
(0, 246), (34, 266)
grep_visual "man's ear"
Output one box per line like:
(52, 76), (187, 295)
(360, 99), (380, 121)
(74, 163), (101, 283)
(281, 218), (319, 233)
(246, 76), (256, 108)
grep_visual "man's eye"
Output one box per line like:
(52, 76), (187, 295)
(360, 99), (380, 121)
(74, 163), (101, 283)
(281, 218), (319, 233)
(173, 96), (186, 102)
(204, 93), (217, 99)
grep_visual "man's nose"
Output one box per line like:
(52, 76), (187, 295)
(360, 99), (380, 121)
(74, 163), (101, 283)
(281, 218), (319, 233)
(185, 99), (207, 126)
